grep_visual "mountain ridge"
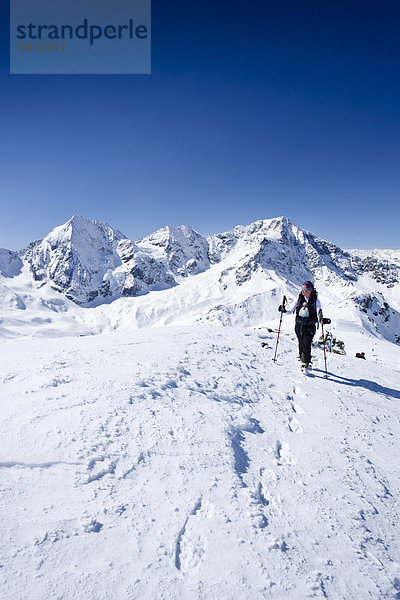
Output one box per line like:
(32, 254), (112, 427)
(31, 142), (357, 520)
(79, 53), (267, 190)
(1, 215), (399, 344)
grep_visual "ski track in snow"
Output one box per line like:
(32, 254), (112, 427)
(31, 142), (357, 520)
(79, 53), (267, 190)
(1, 325), (400, 599)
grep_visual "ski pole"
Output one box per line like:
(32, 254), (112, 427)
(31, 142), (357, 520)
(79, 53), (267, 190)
(319, 310), (328, 378)
(273, 295), (287, 363)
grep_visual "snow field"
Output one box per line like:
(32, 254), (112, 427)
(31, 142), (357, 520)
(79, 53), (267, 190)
(1, 325), (400, 599)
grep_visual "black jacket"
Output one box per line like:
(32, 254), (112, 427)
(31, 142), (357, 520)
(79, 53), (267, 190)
(295, 290), (318, 326)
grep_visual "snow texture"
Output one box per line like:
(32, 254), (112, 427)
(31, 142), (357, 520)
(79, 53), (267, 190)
(1, 326), (399, 599)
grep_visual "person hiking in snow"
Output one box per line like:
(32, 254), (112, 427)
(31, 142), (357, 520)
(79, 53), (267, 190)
(278, 281), (323, 370)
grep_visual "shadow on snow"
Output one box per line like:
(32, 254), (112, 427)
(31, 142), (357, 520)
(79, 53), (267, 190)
(312, 369), (400, 401)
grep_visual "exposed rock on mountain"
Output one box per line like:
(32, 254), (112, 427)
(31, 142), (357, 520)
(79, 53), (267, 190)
(0, 249), (23, 277)
(208, 217), (358, 287)
(120, 252), (165, 297)
(25, 215), (125, 304)
(22, 218), (212, 305)
(350, 254), (400, 287)
(352, 292), (400, 344)
(137, 225), (210, 277)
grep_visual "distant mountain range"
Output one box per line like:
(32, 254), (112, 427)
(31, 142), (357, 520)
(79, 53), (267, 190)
(1, 215), (399, 343)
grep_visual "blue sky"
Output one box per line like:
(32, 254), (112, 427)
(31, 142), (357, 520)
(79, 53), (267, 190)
(1, 1), (399, 250)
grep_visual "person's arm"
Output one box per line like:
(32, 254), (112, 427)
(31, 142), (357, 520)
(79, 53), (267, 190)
(287, 299), (298, 314)
(279, 299), (297, 315)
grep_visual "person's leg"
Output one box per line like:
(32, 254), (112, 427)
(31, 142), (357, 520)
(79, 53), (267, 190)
(295, 324), (302, 358)
(296, 324), (308, 363)
(303, 326), (315, 365)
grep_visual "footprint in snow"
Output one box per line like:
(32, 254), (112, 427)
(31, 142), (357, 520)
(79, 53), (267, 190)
(259, 466), (278, 482)
(240, 486), (269, 529)
(160, 379), (178, 390)
(293, 386), (309, 398)
(177, 365), (191, 377)
(255, 481), (270, 507)
(268, 537), (289, 552)
(80, 516), (103, 533)
(178, 534), (205, 572)
(275, 440), (296, 465)
(307, 571), (329, 597)
(291, 402), (306, 414)
(175, 497), (207, 573)
(288, 417), (302, 434)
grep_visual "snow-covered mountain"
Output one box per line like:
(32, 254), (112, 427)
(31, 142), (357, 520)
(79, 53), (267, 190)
(206, 218), (364, 299)
(21, 216), (211, 305)
(0, 215), (399, 345)
(24, 215), (126, 304)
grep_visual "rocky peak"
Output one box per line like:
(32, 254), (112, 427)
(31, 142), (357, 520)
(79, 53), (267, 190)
(208, 216), (356, 286)
(47, 214), (125, 249)
(137, 225), (210, 276)
(25, 215), (127, 304)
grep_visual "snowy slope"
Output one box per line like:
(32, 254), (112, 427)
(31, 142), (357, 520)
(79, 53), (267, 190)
(1, 326), (400, 599)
